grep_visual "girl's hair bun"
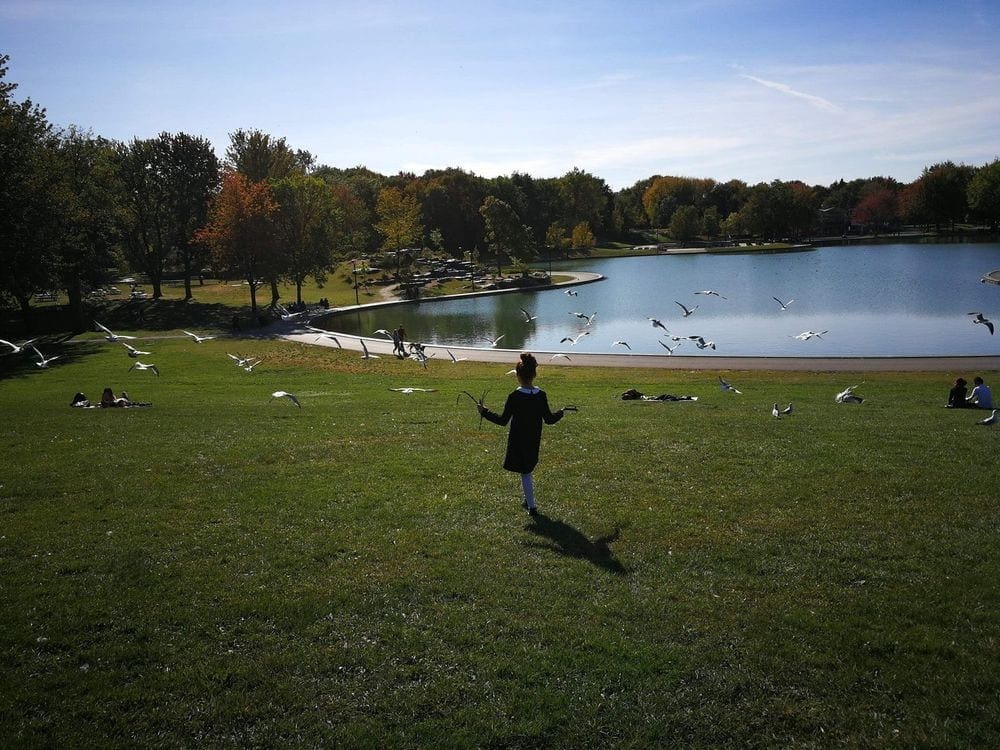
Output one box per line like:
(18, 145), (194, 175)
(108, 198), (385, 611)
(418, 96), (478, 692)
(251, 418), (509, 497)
(516, 352), (538, 379)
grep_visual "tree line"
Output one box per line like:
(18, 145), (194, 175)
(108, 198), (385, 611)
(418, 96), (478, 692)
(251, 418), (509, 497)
(3, 53), (999, 331)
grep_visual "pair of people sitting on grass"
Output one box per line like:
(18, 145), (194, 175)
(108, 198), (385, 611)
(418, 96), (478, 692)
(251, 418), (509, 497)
(947, 376), (992, 409)
(70, 389), (150, 408)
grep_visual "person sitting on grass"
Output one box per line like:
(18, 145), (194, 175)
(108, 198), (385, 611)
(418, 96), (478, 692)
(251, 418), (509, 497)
(100, 387), (129, 408)
(946, 378), (970, 408)
(966, 376), (992, 409)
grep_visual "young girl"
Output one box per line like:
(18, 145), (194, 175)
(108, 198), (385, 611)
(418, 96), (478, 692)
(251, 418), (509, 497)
(479, 352), (566, 516)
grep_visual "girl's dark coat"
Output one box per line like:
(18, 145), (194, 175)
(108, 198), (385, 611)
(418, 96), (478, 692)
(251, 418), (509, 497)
(482, 388), (563, 473)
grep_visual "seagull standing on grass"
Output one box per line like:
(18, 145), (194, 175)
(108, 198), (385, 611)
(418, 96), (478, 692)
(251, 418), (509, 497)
(675, 301), (698, 317)
(772, 403), (781, 419)
(32, 346), (59, 368)
(0, 337), (39, 354)
(128, 361), (159, 376)
(976, 409), (997, 425)
(182, 330), (216, 343)
(782, 402), (794, 415)
(270, 391), (301, 407)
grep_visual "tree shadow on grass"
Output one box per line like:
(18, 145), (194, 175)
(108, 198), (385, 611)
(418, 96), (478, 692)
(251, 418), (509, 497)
(522, 513), (627, 576)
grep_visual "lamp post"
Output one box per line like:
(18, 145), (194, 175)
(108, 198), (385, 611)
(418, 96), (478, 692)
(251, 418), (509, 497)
(350, 259), (360, 307)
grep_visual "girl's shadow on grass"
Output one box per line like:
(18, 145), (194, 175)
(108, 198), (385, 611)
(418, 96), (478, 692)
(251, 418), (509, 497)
(523, 513), (627, 576)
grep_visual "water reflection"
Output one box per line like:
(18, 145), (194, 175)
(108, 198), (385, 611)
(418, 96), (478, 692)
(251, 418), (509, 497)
(325, 243), (1000, 357)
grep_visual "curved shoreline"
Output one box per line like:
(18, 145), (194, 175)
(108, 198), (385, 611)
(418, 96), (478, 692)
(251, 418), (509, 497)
(283, 272), (1000, 373)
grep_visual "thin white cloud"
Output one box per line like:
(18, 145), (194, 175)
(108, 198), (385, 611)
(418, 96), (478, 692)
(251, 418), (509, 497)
(740, 74), (843, 113)
(575, 135), (747, 168)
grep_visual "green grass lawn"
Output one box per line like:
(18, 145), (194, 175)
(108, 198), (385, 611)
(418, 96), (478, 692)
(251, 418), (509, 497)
(1, 333), (997, 747)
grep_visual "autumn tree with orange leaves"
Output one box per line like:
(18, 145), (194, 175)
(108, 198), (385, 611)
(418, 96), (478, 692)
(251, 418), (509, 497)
(196, 171), (277, 315)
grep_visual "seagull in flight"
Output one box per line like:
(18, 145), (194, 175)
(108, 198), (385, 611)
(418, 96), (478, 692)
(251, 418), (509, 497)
(305, 325), (343, 348)
(242, 359), (264, 372)
(694, 290), (727, 299)
(658, 340), (680, 354)
(274, 304), (306, 321)
(690, 336), (716, 350)
(182, 330), (216, 344)
(674, 301), (698, 317)
(95, 321), (136, 342)
(447, 349), (468, 363)
(270, 391), (301, 407)
(373, 329), (394, 339)
(122, 342), (151, 358)
(612, 340), (632, 351)
(648, 318), (669, 332)
(32, 346), (60, 368)
(128, 361), (159, 376)
(360, 339), (380, 359)
(0, 337), (39, 354)
(227, 353), (255, 367)
(549, 353), (572, 361)
(835, 385), (864, 404)
(793, 330), (828, 341)
(772, 296), (795, 311)
(719, 376), (741, 394)
(570, 311), (596, 326)
(976, 409), (997, 425)
(560, 331), (590, 345)
(968, 312), (994, 335)
(563, 289), (578, 296)
(519, 307), (538, 323)
(389, 387), (437, 394)
(484, 334), (506, 347)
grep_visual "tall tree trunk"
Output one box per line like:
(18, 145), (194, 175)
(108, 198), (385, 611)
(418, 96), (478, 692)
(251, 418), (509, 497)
(270, 279), (280, 306)
(66, 280), (86, 333)
(296, 280), (303, 305)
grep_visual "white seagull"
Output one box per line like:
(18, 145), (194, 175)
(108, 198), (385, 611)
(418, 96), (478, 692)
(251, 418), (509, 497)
(648, 318), (669, 332)
(519, 307), (538, 323)
(242, 359), (263, 372)
(549, 353), (572, 361)
(446, 349), (468, 363)
(570, 311), (596, 326)
(691, 336), (716, 350)
(128, 361), (159, 376)
(122, 342), (151, 358)
(835, 385), (864, 404)
(182, 330), (216, 344)
(772, 403), (781, 419)
(270, 391), (301, 407)
(314, 333), (342, 347)
(389, 387), (437, 394)
(0, 337), (39, 354)
(612, 340), (631, 351)
(976, 409), (997, 425)
(95, 321), (136, 341)
(658, 340), (680, 354)
(373, 329), (394, 339)
(560, 331), (590, 345)
(484, 334), (506, 348)
(227, 353), (255, 367)
(968, 312), (994, 335)
(782, 402), (794, 416)
(793, 330), (828, 341)
(694, 290), (727, 299)
(563, 289), (578, 297)
(772, 296), (795, 311)
(674, 301), (698, 317)
(360, 339), (380, 359)
(719, 376), (741, 394)
(32, 346), (59, 368)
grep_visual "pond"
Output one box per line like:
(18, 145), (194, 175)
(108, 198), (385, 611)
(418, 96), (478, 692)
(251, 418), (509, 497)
(323, 242), (1000, 357)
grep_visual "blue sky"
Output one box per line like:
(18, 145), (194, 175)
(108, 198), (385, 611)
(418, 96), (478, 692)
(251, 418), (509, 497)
(3, 0), (998, 189)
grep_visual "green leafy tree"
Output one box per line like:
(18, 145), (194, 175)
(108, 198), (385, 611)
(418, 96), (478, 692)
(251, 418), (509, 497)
(668, 205), (702, 241)
(545, 221), (569, 254)
(480, 196), (534, 273)
(558, 168), (611, 235)
(271, 174), (340, 304)
(375, 186), (423, 276)
(902, 161), (973, 231)
(52, 128), (121, 331)
(967, 159), (1000, 230)
(570, 221), (596, 250)
(642, 176), (697, 227)
(701, 206), (721, 239)
(0, 54), (62, 327)
(225, 129), (300, 182)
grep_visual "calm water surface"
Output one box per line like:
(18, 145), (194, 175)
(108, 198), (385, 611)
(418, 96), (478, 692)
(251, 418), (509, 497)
(327, 243), (1000, 357)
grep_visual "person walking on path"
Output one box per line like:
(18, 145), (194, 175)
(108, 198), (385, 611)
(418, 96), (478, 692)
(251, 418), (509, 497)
(479, 352), (568, 516)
